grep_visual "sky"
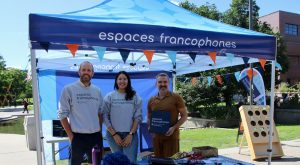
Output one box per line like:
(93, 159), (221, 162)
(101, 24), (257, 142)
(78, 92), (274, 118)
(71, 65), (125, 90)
(0, 0), (299, 69)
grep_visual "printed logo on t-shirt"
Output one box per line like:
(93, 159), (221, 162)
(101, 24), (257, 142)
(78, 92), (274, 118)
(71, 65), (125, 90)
(76, 93), (99, 104)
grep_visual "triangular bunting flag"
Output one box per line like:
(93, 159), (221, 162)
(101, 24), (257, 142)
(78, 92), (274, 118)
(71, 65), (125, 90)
(225, 74), (231, 85)
(166, 51), (176, 65)
(192, 77), (197, 86)
(216, 75), (223, 85)
(226, 53), (235, 63)
(208, 51), (217, 64)
(40, 42), (50, 52)
(247, 68), (254, 81)
(92, 46), (106, 61)
(66, 44), (79, 57)
(144, 50), (154, 64)
(259, 59), (267, 71)
(119, 49), (130, 63)
(234, 71), (241, 82)
(188, 52), (197, 63)
(242, 57), (250, 65)
(207, 76), (212, 85)
(275, 62), (282, 70)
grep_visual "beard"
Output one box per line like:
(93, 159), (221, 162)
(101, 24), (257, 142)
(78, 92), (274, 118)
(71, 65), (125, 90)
(159, 86), (168, 92)
(80, 74), (91, 84)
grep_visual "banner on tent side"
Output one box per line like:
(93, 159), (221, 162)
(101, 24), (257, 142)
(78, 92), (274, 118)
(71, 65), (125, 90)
(30, 14), (276, 60)
(239, 68), (266, 105)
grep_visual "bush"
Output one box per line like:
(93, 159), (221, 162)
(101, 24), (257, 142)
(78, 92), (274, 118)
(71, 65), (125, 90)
(192, 105), (240, 120)
(177, 81), (220, 112)
(279, 94), (300, 109)
(177, 81), (240, 120)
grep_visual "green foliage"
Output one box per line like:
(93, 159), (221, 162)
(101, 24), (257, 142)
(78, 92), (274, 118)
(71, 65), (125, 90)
(0, 117), (25, 135)
(177, 81), (220, 111)
(280, 94), (300, 109)
(222, 0), (260, 29)
(180, 1), (221, 20)
(0, 55), (6, 70)
(176, 79), (241, 120)
(196, 106), (240, 120)
(278, 82), (289, 92)
(277, 82), (297, 93)
(0, 68), (31, 106)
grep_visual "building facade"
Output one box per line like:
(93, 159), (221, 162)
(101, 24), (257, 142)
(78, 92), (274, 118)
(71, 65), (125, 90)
(259, 11), (300, 85)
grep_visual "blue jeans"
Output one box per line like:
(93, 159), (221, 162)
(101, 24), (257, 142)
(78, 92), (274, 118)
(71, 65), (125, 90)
(106, 131), (138, 164)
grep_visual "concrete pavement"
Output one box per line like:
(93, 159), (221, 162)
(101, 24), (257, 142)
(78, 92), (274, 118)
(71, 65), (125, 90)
(0, 134), (37, 165)
(219, 139), (300, 165)
(0, 106), (34, 117)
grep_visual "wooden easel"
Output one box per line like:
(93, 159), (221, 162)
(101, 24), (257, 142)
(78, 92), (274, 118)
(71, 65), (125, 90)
(236, 122), (248, 154)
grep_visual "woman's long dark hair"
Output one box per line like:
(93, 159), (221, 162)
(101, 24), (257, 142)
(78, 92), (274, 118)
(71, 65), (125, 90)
(114, 71), (136, 100)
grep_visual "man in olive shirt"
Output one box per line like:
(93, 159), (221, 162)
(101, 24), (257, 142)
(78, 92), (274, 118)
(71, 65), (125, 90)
(147, 73), (188, 158)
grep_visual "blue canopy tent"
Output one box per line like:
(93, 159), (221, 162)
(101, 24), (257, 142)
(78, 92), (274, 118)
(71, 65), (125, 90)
(29, 0), (277, 164)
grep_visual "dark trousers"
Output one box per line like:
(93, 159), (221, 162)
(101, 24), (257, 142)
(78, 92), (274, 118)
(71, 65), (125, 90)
(70, 131), (103, 165)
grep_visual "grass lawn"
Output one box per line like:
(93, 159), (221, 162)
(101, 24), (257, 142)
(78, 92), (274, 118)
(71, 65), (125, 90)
(0, 117), (25, 135)
(180, 125), (300, 152)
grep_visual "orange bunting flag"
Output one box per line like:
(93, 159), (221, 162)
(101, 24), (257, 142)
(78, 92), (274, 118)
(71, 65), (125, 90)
(247, 68), (254, 81)
(66, 44), (79, 57)
(208, 51), (217, 65)
(216, 75), (223, 85)
(144, 50), (154, 64)
(259, 59), (267, 71)
(192, 77), (197, 86)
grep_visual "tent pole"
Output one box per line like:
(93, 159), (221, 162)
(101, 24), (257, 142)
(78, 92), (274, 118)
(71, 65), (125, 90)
(173, 73), (176, 92)
(249, 0), (253, 106)
(30, 48), (44, 165)
(268, 47), (277, 165)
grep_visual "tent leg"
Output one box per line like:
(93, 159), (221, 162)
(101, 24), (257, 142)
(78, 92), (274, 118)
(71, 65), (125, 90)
(30, 48), (44, 165)
(268, 60), (276, 165)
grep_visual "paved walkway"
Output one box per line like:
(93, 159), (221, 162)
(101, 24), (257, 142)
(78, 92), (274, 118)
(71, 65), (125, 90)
(219, 139), (300, 164)
(0, 134), (37, 165)
(0, 106), (34, 117)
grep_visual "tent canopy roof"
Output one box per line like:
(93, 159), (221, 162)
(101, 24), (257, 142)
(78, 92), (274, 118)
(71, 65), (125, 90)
(35, 0), (268, 36)
(29, 0), (276, 61)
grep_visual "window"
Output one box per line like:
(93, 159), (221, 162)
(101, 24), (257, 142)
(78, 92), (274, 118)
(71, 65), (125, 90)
(285, 23), (298, 36)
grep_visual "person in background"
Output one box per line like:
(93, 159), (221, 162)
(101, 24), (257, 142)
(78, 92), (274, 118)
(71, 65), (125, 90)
(22, 99), (29, 113)
(58, 61), (103, 165)
(103, 71), (142, 164)
(147, 73), (188, 158)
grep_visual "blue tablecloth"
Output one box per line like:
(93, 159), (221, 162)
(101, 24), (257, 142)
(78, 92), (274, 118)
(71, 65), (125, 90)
(137, 155), (254, 165)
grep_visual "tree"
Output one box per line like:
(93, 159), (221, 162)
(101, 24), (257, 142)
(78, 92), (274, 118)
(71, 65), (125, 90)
(180, 1), (221, 21)
(0, 68), (29, 106)
(222, 0), (289, 75)
(222, 0), (260, 29)
(0, 54), (6, 70)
